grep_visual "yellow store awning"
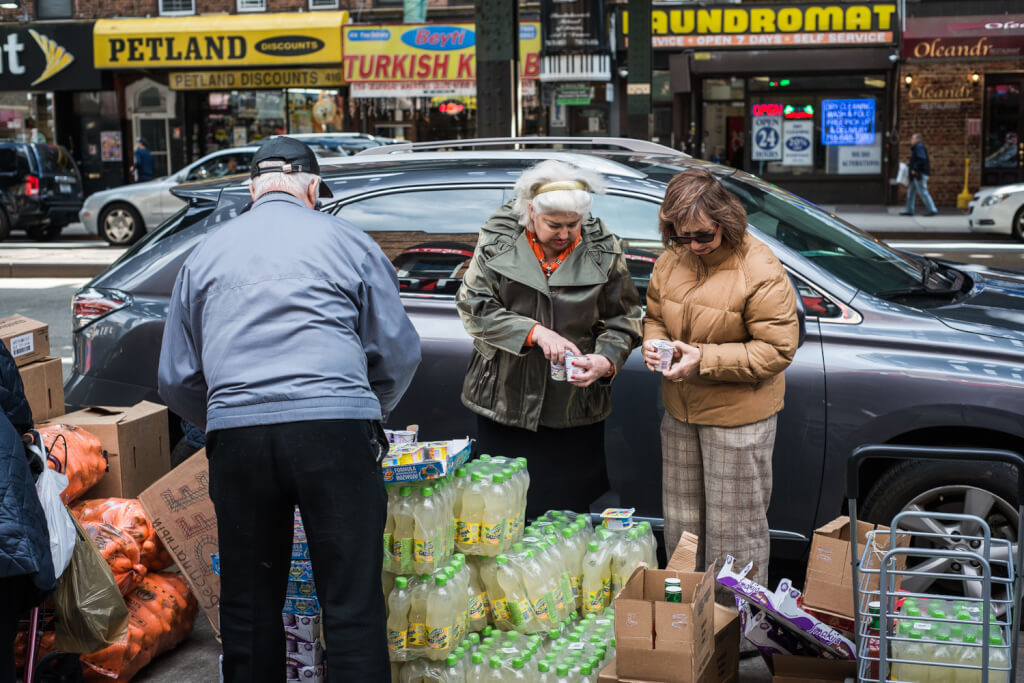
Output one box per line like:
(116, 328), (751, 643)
(94, 11), (349, 69)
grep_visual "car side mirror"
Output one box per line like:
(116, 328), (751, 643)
(788, 274), (807, 348)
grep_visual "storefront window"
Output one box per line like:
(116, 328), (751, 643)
(287, 89), (345, 133)
(0, 92), (54, 143)
(747, 74), (885, 178)
(701, 77), (746, 166)
(983, 80), (1021, 178)
(202, 90), (285, 152)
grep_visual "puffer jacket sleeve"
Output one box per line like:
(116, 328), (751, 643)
(0, 343), (32, 434)
(456, 243), (538, 356)
(698, 258), (799, 383)
(642, 254), (670, 344)
(593, 238), (642, 374)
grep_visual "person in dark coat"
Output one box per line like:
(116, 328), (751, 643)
(0, 343), (56, 682)
(900, 132), (938, 216)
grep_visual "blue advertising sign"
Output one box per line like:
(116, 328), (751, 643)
(821, 98), (875, 146)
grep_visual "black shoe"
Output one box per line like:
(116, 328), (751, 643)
(925, 211), (938, 216)
(899, 211), (913, 216)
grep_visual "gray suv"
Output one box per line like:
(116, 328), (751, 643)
(65, 142), (1024, 588)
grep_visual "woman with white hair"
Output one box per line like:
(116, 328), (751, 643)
(456, 160), (643, 516)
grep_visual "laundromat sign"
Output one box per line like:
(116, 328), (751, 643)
(621, 3), (897, 49)
(93, 12), (348, 68)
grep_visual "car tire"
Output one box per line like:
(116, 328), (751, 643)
(0, 209), (9, 242)
(1013, 205), (1024, 243)
(25, 223), (63, 241)
(100, 203), (144, 245)
(861, 458), (1018, 613)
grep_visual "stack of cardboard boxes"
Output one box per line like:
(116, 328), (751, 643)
(2, 314), (172, 501)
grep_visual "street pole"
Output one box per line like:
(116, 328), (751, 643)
(476, 0), (521, 138)
(626, 0), (651, 140)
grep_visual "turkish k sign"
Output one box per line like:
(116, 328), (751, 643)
(0, 22), (99, 91)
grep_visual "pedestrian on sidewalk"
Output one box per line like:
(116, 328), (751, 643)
(642, 169), (799, 601)
(901, 132), (938, 216)
(131, 137), (154, 182)
(158, 137), (421, 683)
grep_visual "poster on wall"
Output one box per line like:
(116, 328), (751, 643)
(751, 114), (782, 161)
(830, 134), (882, 174)
(232, 126), (247, 147)
(100, 131), (121, 162)
(821, 98), (875, 146)
(782, 120), (813, 166)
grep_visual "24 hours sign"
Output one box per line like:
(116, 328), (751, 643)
(752, 114), (782, 161)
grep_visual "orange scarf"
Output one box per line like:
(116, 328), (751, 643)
(525, 229), (581, 278)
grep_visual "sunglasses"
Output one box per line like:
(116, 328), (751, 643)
(668, 225), (719, 245)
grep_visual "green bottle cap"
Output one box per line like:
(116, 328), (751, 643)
(395, 576), (408, 589)
(471, 472), (484, 483)
(581, 665), (592, 675)
(435, 575), (447, 587)
(455, 467), (467, 477)
(956, 610), (972, 621)
(990, 633), (1004, 646)
(512, 658), (524, 669)
(936, 630), (951, 642)
(512, 543), (525, 552)
(482, 625), (493, 636)
(480, 454), (492, 461)
(472, 653), (484, 664)
(557, 665), (570, 675)
(489, 656), (502, 669)
(562, 528), (574, 539)
(950, 625), (964, 640)
(469, 633), (480, 644)
(588, 541), (600, 552)
(493, 473), (505, 484)
(910, 630), (923, 640)
(906, 606), (921, 617)
(496, 555), (509, 565)
(538, 662), (550, 673)
(446, 654), (457, 667)
(399, 486), (412, 496)
(516, 456), (528, 466)
(964, 631), (978, 644)
(483, 636), (495, 646)
(423, 487), (434, 497)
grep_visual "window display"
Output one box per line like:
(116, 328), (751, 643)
(0, 92), (55, 143)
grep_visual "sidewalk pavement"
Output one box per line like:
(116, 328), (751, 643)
(0, 208), (977, 278)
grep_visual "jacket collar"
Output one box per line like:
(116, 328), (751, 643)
(675, 236), (738, 272)
(252, 191), (307, 211)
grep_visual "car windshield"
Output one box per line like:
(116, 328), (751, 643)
(37, 145), (76, 175)
(719, 174), (930, 296)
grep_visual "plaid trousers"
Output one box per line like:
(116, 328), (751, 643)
(661, 411), (777, 602)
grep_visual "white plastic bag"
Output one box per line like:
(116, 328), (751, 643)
(896, 162), (910, 187)
(25, 431), (76, 578)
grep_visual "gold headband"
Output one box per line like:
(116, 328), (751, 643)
(533, 180), (588, 196)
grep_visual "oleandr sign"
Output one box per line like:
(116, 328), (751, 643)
(93, 12), (348, 68)
(903, 14), (1024, 60)
(908, 82), (974, 104)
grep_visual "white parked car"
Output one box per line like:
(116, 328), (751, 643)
(80, 146), (259, 245)
(968, 182), (1024, 241)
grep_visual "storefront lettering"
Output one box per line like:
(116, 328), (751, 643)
(342, 52), (540, 81)
(1, 33), (25, 75)
(105, 35), (246, 63)
(631, 4), (896, 36)
(169, 68), (344, 90)
(908, 83), (974, 103)
(912, 37), (993, 59)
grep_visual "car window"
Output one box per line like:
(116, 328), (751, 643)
(335, 188), (505, 234)
(0, 147), (17, 172)
(107, 201), (217, 267)
(791, 277), (842, 319)
(187, 153), (251, 181)
(590, 193), (662, 241)
(722, 175), (934, 296)
(36, 145), (76, 175)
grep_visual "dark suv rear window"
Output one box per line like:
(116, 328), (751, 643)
(36, 145), (76, 175)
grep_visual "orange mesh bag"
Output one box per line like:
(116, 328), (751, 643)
(81, 522), (147, 596)
(14, 630), (55, 672)
(72, 499), (173, 572)
(37, 424), (107, 504)
(82, 572), (199, 682)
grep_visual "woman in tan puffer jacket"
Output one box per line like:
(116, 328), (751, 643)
(642, 168), (799, 595)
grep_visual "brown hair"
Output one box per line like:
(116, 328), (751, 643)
(658, 168), (747, 248)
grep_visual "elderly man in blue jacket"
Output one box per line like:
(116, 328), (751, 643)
(158, 137), (421, 683)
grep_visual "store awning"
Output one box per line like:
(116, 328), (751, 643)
(903, 14), (1024, 60)
(94, 11), (349, 69)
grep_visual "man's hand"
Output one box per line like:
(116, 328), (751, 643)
(532, 326), (581, 362)
(662, 341), (701, 382)
(567, 354), (613, 387)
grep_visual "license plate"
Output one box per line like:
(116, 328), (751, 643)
(59, 183), (71, 193)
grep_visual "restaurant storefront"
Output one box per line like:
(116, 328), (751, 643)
(901, 14), (1024, 203)
(93, 12), (349, 172)
(342, 22), (542, 139)
(618, 3), (899, 204)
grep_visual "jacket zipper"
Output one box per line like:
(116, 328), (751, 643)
(673, 254), (710, 424)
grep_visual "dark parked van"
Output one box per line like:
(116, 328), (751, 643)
(0, 142), (84, 240)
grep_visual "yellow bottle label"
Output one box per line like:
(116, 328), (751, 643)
(532, 596), (549, 620)
(414, 538), (435, 564)
(570, 575), (581, 602)
(468, 594), (486, 620)
(455, 520), (479, 545)
(407, 622), (426, 647)
(584, 589), (604, 614)
(394, 538), (412, 573)
(602, 577), (611, 601)
(553, 587), (566, 612)
(491, 598), (511, 622)
(382, 532), (393, 563)
(481, 522), (505, 545)
(427, 625), (451, 650)
(387, 629), (406, 653)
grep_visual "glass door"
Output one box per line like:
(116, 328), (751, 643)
(982, 77), (1023, 187)
(134, 117), (170, 178)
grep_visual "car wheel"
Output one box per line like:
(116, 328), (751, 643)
(100, 203), (144, 245)
(861, 459), (1018, 617)
(0, 209), (9, 241)
(1013, 205), (1024, 242)
(25, 223), (63, 241)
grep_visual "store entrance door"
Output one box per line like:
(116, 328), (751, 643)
(133, 118), (170, 179)
(983, 76), (1024, 187)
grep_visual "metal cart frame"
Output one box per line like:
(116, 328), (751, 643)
(847, 445), (1024, 683)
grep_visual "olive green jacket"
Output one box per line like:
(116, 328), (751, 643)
(456, 203), (643, 431)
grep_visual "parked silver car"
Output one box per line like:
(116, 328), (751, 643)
(67, 141), (1024, 595)
(79, 146), (259, 245)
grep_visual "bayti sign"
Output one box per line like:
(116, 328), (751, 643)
(343, 23), (540, 89)
(0, 22), (100, 91)
(93, 12), (348, 68)
(621, 3), (897, 49)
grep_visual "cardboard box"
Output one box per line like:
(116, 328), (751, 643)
(379, 438), (471, 483)
(0, 315), (49, 367)
(18, 357), (64, 421)
(770, 654), (857, 682)
(42, 401), (170, 499)
(139, 449), (220, 633)
(709, 604), (740, 683)
(802, 516), (906, 619)
(614, 529), (716, 683)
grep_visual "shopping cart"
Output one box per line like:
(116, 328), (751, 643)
(847, 444), (1024, 683)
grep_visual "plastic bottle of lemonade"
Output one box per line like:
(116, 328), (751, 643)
(407, 574), (431, 656)
(387, 576), (412, 660)
(954, 629), (981, 683)
(457, 472), (487, 553)
(480, 474), (508, 555)
(496, 554), (533, 632)
(426, 573), (454, 660)
(901, 627), (932, 683)
(413, 486), (439, 574)
(928, 628), (955, 683)
(392, 486), (416, 574)
(561, 528), (583, 611)
(988, 631), (1009, 683)
(582, 541), (611, 614)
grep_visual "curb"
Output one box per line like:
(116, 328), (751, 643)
(0, 262), (109, 278)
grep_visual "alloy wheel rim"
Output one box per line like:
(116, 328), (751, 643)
(894, 485), (1017, 618)
(105, 209), (135, 243)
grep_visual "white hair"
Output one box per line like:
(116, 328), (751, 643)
(250, 160), (319, 200)
(512, 160), (606, 226)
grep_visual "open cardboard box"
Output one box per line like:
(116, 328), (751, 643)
(802, 516), (907, 621)
(769, 654), (857, 682)
(614, 531), (717, 683)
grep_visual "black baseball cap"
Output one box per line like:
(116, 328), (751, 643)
(251, 136), (333, 198)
